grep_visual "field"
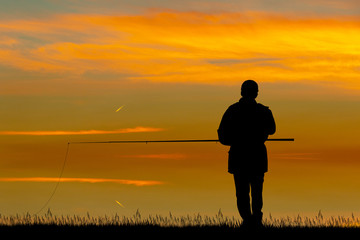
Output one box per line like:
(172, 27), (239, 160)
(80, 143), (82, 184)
(1, 209), (360, 237)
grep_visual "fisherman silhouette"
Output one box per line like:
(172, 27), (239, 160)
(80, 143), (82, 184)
(218, 80), (276, 227)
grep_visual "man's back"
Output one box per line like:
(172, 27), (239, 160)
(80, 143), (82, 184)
(218, 92), (275, 174)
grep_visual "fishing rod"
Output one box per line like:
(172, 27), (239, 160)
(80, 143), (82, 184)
(35, 137), (294, 215)
(69, 138), (294, 144)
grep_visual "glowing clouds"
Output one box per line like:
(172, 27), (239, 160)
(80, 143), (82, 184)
(0, 126), (164, 135)
(0, 177), (164, 186)
(0, 11), (359, 89)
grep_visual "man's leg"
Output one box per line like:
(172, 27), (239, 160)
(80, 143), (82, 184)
(250, 174), (264, 225)
(233, 174), (252, 224)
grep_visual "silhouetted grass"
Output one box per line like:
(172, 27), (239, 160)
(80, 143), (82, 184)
(1, 209), (360, 237)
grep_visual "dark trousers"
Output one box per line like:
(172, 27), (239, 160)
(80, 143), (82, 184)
(233, 173), (264, 223)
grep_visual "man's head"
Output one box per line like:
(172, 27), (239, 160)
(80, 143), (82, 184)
(241, 80), (258, 99)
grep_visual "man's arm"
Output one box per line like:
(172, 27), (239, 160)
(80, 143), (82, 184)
(266, 109), (276, 135)
(217, 106), (234, 146)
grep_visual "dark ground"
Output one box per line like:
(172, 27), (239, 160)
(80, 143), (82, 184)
(1, 225), (360, 238)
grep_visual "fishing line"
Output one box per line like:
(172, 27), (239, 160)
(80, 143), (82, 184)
(34, 138), (294, 215)
(34, 142), (70, 215)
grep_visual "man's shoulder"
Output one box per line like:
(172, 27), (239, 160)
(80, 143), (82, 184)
(257, 103), (272, 113)
(257, 103), (269, 109)
(229, 102), (240, 108)
(226, 102), (241, 112)
(227, 101), (272, 112)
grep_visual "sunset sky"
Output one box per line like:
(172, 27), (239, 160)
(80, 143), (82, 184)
(1, 0), (360, 218)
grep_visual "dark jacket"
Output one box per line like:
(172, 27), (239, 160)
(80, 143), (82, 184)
(218, 98), (276, 174)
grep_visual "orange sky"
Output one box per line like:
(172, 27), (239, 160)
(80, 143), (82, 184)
(0, 11), (360, 89)
(1, 2), (360, 218)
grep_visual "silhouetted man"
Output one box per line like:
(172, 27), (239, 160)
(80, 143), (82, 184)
(218, 80), (276, 227)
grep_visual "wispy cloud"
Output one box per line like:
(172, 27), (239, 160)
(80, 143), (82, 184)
(0, 126), (164, 135)
(0, 177), (164, 186)
(0, 11), (359, 89)
(302, 0), (360, 10)
(207, 57), (282, 66)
